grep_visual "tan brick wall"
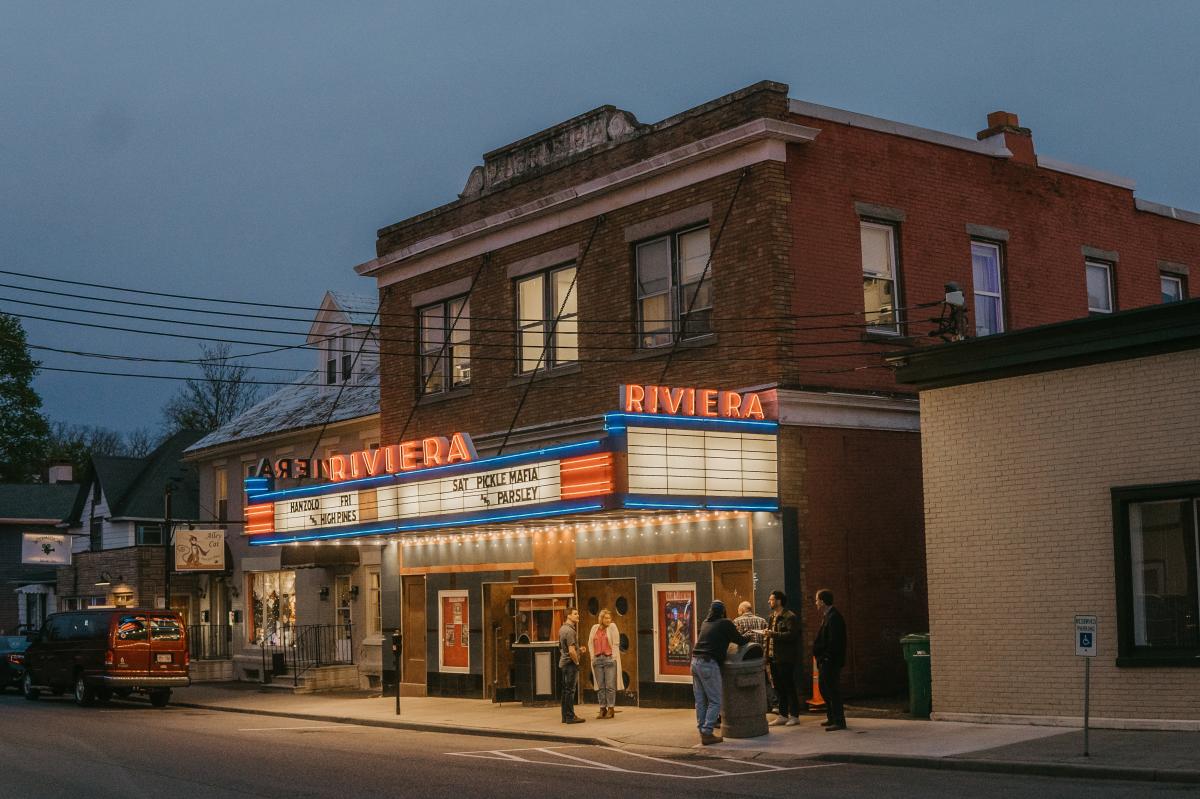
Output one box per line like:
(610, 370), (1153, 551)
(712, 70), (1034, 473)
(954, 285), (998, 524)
(920, 349), (1200, 720)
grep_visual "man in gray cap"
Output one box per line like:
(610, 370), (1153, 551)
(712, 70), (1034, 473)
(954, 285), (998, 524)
(690, 599), (749, 745)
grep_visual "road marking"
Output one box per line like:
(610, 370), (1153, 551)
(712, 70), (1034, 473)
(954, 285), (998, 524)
(446, 745), (843, 780)
(238, 725), (359, 731)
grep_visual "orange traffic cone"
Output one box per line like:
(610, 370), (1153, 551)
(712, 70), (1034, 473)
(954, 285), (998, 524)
(806, 656), (826, 712)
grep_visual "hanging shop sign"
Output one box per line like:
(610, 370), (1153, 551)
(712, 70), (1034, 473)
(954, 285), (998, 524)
(174, 528), (226, 571)
(21, 533), (72, 565)
(652, 583), (697, 684)
(439, 590), (470, 673)
(619, 384), (771, 420)
(252, 432), (477, 482)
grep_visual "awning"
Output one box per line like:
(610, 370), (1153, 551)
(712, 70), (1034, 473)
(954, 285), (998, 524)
(280, 544), (361, 569)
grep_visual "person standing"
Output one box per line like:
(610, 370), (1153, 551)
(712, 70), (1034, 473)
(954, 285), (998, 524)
(813, 589), (847, 731)
(763, 589), (801, 726)
(734, 600), (775, 712)
(733, 601), (767, 644)
(588, 608), (623, 719)
(690, 599), (748, 745)
(559, 607), (586, 724)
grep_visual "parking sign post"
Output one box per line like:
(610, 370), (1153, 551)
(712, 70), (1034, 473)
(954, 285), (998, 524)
(1075, 615), (1097, 757)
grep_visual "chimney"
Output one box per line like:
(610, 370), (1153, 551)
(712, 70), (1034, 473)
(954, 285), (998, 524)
(977, 110), (1035, 166)
(48, 462), (74, 484)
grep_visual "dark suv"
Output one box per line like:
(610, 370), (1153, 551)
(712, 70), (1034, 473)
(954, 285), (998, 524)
(22, 609), (190, 707)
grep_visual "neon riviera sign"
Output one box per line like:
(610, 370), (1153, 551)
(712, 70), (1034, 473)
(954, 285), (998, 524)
(253, 432), (477, 483)
(619, 384), (768, 420)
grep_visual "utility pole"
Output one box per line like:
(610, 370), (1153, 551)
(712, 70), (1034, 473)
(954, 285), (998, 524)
(163, 483), (173, 610)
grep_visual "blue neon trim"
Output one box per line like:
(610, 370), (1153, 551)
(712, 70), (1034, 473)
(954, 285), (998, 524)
(623, 500), (705, 510)
(248, 500), (605, 546)
(604, 412), (778, 432)
(622, 494), (779, 512)
(254, 439), (605, 502)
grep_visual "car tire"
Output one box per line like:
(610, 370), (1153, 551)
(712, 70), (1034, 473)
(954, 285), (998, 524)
(22, 673), (40, 700)
(149, 689), (171, 708)
(74, 674), (96, 707)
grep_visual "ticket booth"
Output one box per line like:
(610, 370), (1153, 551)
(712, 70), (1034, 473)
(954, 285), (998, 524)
(509, 574), (573, 706)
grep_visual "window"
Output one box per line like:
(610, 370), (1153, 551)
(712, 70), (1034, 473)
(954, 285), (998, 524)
(90, 517), (102, 552)
(136, 523), (162, 546)
(324, 337), (338, 386)
(341, 335), (353, 383)
(367, 568), (382, 635)
(215, 467), (229, 524)
(248, 570), (296, 645)
(1161, 273), (1185, 304)
(971, 241), (1005, 337)
(861, 222), (902, 333)
(1086, 261), (1114, 313)
(516, 264), (577, 372)
(419, 296), (471, 393)
(1113, 483), (1200, 665)
(117, 615), (148, 641)
(636, 226), (712, 347)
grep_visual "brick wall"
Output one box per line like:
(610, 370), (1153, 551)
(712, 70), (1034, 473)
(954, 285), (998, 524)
(785, 110), (1200, 395)
(920, 349), (1200, 720)
(57, 547), (166, 608)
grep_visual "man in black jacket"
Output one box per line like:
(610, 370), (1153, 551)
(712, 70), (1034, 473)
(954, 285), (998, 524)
(691, 600), (748, 745)
(812, 588), (847, 731)
(763, 590), (801, 726)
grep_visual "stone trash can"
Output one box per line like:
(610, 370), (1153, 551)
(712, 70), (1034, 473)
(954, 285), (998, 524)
(720, 642), (768, 738)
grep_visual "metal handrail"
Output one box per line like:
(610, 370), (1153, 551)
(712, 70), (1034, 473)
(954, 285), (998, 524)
(186, 624), (231, 660)
(254, 623), (353, 685)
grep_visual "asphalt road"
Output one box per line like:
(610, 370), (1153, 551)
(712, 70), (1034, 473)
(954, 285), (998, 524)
(0, 690), (1191, 798)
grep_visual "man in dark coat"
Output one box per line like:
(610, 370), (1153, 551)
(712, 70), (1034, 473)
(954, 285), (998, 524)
(763, 589), (801, 725)
(812, 588), (847, 730)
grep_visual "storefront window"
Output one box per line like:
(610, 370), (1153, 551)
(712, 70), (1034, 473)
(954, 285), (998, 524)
(248, 570), (296, 645)
(1113, 484), (1200, 665)
(367, 568), (381, 635)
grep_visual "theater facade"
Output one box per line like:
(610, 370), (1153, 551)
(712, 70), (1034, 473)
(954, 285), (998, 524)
(244, 385), (792, 705)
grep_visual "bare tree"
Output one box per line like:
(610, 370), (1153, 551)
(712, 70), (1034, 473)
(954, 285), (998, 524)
(162, 343), (262, 434)
(124, 427), (163, 457)
(45, 421), (129, 477)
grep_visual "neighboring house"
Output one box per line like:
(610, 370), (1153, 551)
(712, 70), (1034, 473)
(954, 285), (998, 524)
(57, 430), (202, 620)
(184, 291), (384, 690)
(0, 466), (77, 634)
(894, 298), (1200, 727)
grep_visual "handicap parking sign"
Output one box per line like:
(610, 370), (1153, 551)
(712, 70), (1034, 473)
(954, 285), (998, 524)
(1075, 615), (1097, 657)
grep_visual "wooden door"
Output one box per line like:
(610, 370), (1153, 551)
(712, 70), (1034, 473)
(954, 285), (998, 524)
(482, 582), (516, 699)
(401, 575), (427, 693)
(575, 578), (638, 706)
(712, 560), (755, 615)
(170, 595), (190, 627)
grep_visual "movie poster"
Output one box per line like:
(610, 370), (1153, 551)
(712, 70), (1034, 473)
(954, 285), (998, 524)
(439, 590), (469, 673)
(653, 583), (697, 683)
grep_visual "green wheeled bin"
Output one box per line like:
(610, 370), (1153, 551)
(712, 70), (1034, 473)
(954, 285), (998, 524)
(900, 633), (932, 719)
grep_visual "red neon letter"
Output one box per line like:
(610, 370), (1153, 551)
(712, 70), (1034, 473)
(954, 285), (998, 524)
(663, 387), (684, 415)
(383, 444), (401, 473)
(743, 393), (765, 420)
(362, 448), (386, 476)
(327, 455), (348, 481)
(622, 384), (644, 412)
(446, 432), (475, 464)
(719, 391), (743, 418)
(682, 388), (696, 416)
(699, 389), (718, 417)
(422, 436), (448, 466)
(399, 440), (421, 471)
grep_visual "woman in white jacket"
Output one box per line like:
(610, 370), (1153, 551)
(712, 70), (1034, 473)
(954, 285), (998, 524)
(588, 609), (624, 719)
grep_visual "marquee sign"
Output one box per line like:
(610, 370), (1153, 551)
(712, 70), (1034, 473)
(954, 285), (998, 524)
(619, 384), (770, 420)
(253, 432), (476, 482)
(243, 385), (780, 546)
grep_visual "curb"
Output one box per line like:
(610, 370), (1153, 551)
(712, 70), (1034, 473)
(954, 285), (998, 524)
(172, 701), (609, 747)
(816, 753), (1200, 785)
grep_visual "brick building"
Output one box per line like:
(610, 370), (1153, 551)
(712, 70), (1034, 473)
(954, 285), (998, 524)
(0, 471), (76, 634)
(896, 299), (1200, 727)
(242, 80), (1198, 706)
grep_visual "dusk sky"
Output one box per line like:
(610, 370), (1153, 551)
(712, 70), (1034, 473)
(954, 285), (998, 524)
(3, 2), (1198, 434)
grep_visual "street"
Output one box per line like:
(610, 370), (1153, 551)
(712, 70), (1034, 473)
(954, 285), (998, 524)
(0, 692), (1191, 798)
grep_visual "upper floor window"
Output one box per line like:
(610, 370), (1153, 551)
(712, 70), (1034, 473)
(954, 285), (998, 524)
(971, 241), (1005, 337)
(323, 332), (355, 386)
(636, 226), (712, 348)
(136, 523), (163, 546)
(1086, 261), (1114, 313)
(215, 467), (228, 524)
(860, 221), (901, 334)
(1161, 273), (1185, 304)
(1113, 484), (1200, 666)
(516, 264), (577, 373)
(90, 517), (102, 551)
(419, 297), (471, 394)
(324, 337), (338, 385)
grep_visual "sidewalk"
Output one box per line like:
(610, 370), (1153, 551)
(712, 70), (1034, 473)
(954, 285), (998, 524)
(173, 683), (1200, 784)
